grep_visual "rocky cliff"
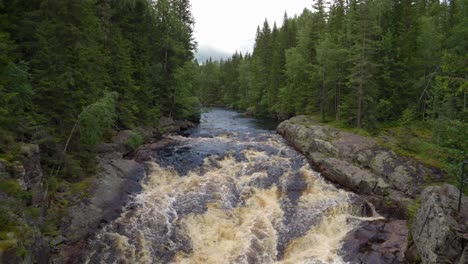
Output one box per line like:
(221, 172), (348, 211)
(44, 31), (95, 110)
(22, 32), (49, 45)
(412, 184), (468, 263)
(277, 115), (444, 217)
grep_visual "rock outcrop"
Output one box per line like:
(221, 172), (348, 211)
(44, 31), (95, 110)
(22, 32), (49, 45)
(63, 158), (146, 241)
(277, 115), (444, 217)
(412, 184), (468, 264)
(342, 219), (409, 263)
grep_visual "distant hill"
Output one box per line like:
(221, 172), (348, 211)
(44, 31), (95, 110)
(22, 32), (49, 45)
(195, 46), (231, 63)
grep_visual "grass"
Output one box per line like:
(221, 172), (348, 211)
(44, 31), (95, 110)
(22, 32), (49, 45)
(407, 198), (422, 224)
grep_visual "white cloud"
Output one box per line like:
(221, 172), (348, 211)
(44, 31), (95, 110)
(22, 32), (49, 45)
(191, 0), (313, 54)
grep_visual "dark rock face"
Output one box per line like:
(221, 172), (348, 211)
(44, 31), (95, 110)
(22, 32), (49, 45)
(63, 158), (147, 241)
(342, 220), (408, 264)
(20, 144), (45, 207)
(277, 115), (444, 218)
(412, 184), (468, 264)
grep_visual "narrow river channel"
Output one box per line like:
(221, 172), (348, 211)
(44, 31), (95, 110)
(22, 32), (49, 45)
(85, 108), (376, 264)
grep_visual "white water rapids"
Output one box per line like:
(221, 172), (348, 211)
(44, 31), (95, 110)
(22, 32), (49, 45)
(85, 109), (381, 264)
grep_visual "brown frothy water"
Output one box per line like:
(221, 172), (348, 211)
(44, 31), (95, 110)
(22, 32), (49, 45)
(85, 109), (381, 264)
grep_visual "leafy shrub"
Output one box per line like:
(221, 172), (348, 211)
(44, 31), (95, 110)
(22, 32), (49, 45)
(126, 132), (143, 151)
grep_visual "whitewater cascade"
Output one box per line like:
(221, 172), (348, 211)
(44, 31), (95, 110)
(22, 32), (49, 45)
(85, 109), (380, 264)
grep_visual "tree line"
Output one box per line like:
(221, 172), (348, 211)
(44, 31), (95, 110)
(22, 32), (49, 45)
(195, 0), (466, 130)
(194, 0), (467, 174)
(0, 0), (199, 180)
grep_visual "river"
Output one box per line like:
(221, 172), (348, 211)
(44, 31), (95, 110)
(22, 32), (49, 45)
(85, 108), (375, 264)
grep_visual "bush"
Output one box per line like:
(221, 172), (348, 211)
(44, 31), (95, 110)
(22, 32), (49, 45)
(126, 132), (143, 151)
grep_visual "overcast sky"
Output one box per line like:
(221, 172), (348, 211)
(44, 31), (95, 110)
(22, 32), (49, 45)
(191, 0), (313, 55)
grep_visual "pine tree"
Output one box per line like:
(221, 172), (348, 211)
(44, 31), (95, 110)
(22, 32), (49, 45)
(344, 0), (381, 129)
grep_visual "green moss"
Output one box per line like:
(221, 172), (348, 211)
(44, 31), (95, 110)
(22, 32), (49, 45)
(40, 218), (61, 237)
(159, 126), (167, 134)
(407, 198), (421, 223)
(0, 238), (17, 251)
(24, 207), (41, 219)
(65, 177), (93, 201)
(382, 187), (391, 197)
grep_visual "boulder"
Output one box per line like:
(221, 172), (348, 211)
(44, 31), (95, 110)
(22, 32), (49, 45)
(342, 219), (409, 264)
(111, 130), (138, 155)
(310, 153), (390, 195)
(412, 184), (468, 264)
(94, 143), (122, 160)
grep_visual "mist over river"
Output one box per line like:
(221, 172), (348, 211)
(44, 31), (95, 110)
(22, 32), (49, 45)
(85, 108), (378, 264)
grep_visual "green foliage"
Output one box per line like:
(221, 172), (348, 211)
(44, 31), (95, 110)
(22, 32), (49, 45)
(0, 179), (30, 201)
(126, 132), (144, 151)
(407, 198), (421, 223)
(78, 92), (117, 147)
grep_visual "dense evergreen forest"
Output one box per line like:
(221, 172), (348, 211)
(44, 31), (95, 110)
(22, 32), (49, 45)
(194, 0), (467, 181)
(0, 0), (198, 178)
(0, 0), (198, 257)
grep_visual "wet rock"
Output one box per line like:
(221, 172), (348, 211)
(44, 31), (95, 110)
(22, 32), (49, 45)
(341, 220), (408, 264)
(131, 138), (177, 162)
(175, 120), (196, 130)
(412, 184), (468, 264)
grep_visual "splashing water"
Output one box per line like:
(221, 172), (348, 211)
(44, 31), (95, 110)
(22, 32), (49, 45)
(85, 109), (379, 264)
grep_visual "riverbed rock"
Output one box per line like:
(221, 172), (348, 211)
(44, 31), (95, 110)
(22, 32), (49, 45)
(277, 115), (444, 216)
(341, 219), (409, 263)
(412, 184), (468, 264)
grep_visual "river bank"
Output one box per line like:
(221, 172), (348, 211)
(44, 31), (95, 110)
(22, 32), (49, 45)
(277, 115), (468, 263)
(0, 117), (196, 264)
